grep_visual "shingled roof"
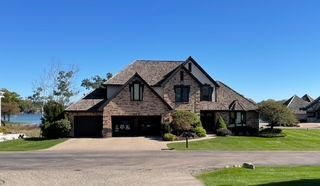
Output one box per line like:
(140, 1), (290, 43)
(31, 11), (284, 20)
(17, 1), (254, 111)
(105, 60), (183, 86)
(301, 94), (314, 103)
(284, 95), (309, 114)
(66, 88), (107, 112)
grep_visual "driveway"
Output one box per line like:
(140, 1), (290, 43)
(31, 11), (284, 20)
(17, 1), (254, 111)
(48, 137), (169, 152)
(0, 151), (320, 186)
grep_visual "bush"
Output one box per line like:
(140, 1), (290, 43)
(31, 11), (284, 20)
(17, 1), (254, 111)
(42, 101), (65, 124)
(163, 123), (172, 134)
(258, 128), (285, 137)
(41, 119), (71, 139)
(171, 110), (202, 135)
(216, 128), (232, 136)
(163, 133), (177, 141)
(194, 127), (206, 137)
(216, 116), (227, 129)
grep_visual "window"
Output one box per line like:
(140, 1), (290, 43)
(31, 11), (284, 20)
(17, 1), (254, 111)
(200, 85), (213, 101)
(130, 82), (144, 101)
(230, 112), (246, 127)
(180, 71), (184, 81)
(188, 63), (192, 72)
(175, 85), (190, 102)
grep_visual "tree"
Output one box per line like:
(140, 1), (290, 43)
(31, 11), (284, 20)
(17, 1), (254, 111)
(41, 100), (65, 124)
(170, 110), (202, 135)
(81, 73), (112, 90)
(53, 70), (78, 107)
(259, 100), (298, 129)
(1, 89), (21, 121)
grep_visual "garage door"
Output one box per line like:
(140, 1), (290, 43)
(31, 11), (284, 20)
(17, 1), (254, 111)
(112, 116), (161, 137)
(74, 116), (103, 138)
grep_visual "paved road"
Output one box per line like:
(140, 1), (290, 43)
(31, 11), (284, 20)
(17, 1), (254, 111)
(0, 151), (320, 186)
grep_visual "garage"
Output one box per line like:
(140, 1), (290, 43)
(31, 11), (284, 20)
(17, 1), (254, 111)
(112, 116), (161, 137)
(74, 116), (103, 138)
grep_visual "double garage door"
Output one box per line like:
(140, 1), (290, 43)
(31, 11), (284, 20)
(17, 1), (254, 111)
(73, 115), (161, 137)
(112, 116), (161, 137)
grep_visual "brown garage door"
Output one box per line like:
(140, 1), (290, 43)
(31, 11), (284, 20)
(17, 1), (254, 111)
(74, 116), (103, 138)
(112, 116), (161, 137)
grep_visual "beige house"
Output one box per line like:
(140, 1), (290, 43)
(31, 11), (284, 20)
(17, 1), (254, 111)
(66, 57), (258, 137)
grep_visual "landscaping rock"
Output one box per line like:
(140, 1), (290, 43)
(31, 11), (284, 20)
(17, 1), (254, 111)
(243, 162), (255, 169)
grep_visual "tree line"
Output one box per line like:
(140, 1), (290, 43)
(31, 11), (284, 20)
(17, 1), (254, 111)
(1, 64), (112, 122)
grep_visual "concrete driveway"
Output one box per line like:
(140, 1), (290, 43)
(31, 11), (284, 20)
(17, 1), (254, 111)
(48, 137), (169, 152)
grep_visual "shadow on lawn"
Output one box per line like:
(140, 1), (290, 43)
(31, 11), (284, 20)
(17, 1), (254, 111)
(24, 137), (53, 141)
(256, 179), (320, 186)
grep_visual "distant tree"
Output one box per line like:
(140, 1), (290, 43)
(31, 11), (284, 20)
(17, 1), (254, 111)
(259, 100), (298, 129)
(53, 70), (78, 107)
(1, 89), (21, 121)
(81, 73), (112, 90)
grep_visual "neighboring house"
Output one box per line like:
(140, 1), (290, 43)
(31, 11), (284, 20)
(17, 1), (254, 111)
(66, 57), (259, 137)
(283, 95), (312, 122)
(303, 96), (320, 122)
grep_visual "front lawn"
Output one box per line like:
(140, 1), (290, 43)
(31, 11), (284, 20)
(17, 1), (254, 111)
(198, 166), (320, 186)
(0, 138), (66, 151)
(168, 129), (320, 151)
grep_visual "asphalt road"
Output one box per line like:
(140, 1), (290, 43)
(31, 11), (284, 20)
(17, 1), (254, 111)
(0, 151), (320, 186)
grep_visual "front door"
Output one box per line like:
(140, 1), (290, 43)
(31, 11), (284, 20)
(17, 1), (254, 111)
(200, 111), (215, 133)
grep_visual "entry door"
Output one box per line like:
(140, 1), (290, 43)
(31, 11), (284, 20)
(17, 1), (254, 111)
(200, 112), (215, 133)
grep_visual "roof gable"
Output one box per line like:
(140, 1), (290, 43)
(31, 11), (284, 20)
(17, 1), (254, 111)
(99, 73), (173, 111)
(304, 96), (320, 110)
(301, 94), (314, 103)
(284, 95), (309, 113)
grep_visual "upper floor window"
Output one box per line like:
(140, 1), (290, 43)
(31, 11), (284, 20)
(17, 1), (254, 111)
(200, 85), (213, 101)
(130, 82), (144, 101)
(174, 85), (190, 103)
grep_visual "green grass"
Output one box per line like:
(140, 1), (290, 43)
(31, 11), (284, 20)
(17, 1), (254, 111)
(168, 129), (320, 151)
(198, 166), (320, 186)
(0, 138), (66, 151)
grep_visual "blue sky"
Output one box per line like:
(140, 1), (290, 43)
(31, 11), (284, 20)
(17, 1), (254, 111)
(0, 0), (319, 102)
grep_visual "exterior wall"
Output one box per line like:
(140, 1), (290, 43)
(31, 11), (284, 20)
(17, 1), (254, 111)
(163, 68), (201, 113)
(107, 85), (121, 99)
(184, 62), (216, 101)
(103, 77), (171, 137)
(66, 112), (103, 137)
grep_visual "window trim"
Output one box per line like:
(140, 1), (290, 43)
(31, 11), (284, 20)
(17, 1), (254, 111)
(174, 85), (190, 103)
(129, 81), (144, 101)
(229, 111), (246, 127)
(200, 84), (213, 101)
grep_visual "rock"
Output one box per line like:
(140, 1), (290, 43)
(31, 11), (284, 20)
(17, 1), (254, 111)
(243, 162), (255, 170)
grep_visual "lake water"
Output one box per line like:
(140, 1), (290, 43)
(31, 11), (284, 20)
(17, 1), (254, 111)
(8, 113), (42, 125)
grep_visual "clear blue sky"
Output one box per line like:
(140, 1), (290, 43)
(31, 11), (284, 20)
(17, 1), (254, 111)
(0, 0), (319, 102)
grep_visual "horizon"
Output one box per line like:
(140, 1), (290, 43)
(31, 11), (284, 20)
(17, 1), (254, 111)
(1, 0), (319, 102)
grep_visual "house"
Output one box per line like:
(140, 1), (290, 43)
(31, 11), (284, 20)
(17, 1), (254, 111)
(66, 57), (259, 137)
(303, 96), (320, 122)
(283, 95), (313, 122)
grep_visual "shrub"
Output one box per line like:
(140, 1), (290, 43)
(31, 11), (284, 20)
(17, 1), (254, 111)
(42, 101), (65, 124)
(163, 133), (177, 141)
(171, 110), (202, 135)
(216, 116), (227, 129)
(216, 128), (232, 136)
(194, 127), (207, 137)
(258, 128), (285, 137)
(163, 123), (172, 134)
(41, 119), (71, 139)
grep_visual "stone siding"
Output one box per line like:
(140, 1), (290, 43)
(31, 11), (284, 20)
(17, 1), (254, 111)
(103, 76), (171, 137)
(163, 68), (201, 113)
